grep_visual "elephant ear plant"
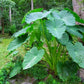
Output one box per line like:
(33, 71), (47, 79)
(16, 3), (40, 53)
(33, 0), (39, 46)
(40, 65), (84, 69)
(8, 8), (84, 81)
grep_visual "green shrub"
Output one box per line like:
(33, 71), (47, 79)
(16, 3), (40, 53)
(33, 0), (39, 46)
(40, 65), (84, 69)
(9, 24), (16, 35)
(23, 63), (48, 80)
(0, 62), (14, 84)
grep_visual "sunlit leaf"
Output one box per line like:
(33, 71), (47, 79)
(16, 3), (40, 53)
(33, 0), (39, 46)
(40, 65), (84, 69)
(23, 47), (45, 69)
(25, 11), (51, 24)
(22, 8), (43, 23)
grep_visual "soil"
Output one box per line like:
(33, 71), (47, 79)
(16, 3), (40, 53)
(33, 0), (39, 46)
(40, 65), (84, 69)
(9, 76), (36, 84)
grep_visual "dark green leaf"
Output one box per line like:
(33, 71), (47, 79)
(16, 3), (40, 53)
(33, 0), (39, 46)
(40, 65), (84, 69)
(57, 61), (78, 81)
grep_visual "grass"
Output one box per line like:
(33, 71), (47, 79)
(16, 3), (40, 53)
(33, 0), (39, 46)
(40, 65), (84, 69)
(0, 38), (12, 69)
(0, 34), (26, 69)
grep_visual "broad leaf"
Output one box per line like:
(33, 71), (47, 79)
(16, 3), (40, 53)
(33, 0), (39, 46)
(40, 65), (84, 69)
(59, 10), (75, 26)
(46, 19), (66, 39)
(66, 26), (83, 38)
(65, 8), (84, 24)
(9, 64), (21, 78)
(47, 11), (60, 21)
(25, 11), (51, 24)
(13, 26), (30, 38)
(52, 11), (60, 19)
(23, 47), (45, 69)
(8, 34), (28, 51)
(58, 33), (69, 45)
(57, 61), (78, 81)
(9, 61), (22, 78)
(77, 25), (84, 33)
(66, 42), (84, 68)
(22, 8), (43, 23)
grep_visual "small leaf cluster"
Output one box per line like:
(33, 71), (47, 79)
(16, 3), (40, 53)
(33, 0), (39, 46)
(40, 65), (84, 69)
(0, 62), (14, 84)
(23, 64), (48, 80)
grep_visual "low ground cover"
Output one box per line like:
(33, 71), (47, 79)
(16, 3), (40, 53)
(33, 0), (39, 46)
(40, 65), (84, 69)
(0, 34), (12, 69)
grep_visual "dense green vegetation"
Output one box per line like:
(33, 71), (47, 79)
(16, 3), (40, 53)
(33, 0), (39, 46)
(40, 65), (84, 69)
(0, 0), (84, 84)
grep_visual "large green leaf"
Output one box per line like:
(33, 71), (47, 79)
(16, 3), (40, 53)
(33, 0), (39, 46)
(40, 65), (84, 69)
(66, 42), (84, 68)
(8, 34), (28, 51)
(52, 11), (60, 19)
(59, 10), (75, 26)
(47, 11), (60, 21)
(22, 8), (43, 23)
(9, 64), (21, 78)
(46, 19), (66, 39)
(13, 26), (30, 38)
(66, 26), (83, 38)
(23, 47), (45, 70)
(65, 8), (84, 24)
(57, 61), (78, 81)
(25, 11), (51, 24)
(58, 33), (69, 45)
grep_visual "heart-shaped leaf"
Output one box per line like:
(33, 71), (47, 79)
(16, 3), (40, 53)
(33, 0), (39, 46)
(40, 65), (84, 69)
(46, 19), (66, 39)
(25, 11), (51, 24)
(23, 47), (45, 70)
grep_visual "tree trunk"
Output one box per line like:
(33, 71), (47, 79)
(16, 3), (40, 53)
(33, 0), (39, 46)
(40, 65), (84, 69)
(0, 17), (1, 27)
(0, 18), (1, 27)
(1, 8), (4, 34)
(9, 7), (12, 23)
(2, 18), (4, 35)
(31, 0), (34, 10)
(72, 0), (84, 19)
(0, 8), (2, 29)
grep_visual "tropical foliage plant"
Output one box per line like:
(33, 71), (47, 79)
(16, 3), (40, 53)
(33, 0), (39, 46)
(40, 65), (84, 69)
(8, 8), (84, 81)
